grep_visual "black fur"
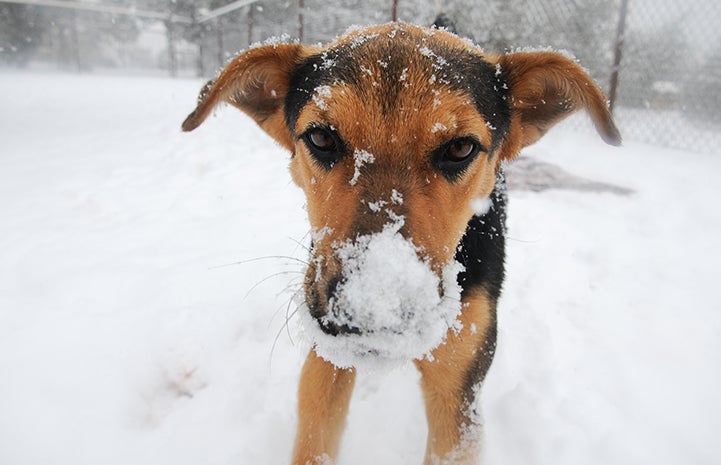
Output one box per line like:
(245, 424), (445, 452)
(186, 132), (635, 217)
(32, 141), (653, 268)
(455, 170), (507, 301)
(432, 13), (458, 34)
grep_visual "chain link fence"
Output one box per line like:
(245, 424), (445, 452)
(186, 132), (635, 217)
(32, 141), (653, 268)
(3, 0), (720, 153)
(613, 0), (721, 153)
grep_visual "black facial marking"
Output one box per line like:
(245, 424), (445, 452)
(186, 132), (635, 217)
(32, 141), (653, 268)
(426, 44), (511, 153)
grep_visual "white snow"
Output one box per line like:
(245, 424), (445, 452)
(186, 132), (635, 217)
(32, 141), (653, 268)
(366, 200), (387, 213)
(300, 223), (463, 371)
(318, 51), (337, 70)
(349, 149), (375, 185)
(390, 189), (403, 205)
(471, 197), (492, 215)
(359, 65), (374, 77)
(312, 84), (333, 111)
(248, 33), (297, 51)
(343, 30), (380, 50)
(399, 67), (409, 81)
(431, 122), (447, 133)
(1, 72), (720, 465)
(419, 45), (435, 58)
(418, 44), (449, 71)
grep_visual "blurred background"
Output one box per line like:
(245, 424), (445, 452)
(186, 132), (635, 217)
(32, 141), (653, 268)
(1, 0), (720, 154)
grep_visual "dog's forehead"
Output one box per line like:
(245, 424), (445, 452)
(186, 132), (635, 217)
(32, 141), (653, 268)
(285, 24), (510, 151)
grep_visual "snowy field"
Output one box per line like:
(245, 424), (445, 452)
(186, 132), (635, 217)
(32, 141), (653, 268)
(1, 71), (720, 465)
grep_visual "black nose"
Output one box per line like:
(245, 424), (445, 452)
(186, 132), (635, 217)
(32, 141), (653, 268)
(317, 275), (363, 336)
(305, 275), (340, 318)
(325, 276), (341, 302)
(318, 319), (362, 336)
(305, 272), (362, 336)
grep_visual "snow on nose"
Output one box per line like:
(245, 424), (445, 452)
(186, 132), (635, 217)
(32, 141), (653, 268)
(299, 223), (464, 370)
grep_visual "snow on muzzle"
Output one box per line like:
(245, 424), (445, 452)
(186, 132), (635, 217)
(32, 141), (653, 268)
(298, 224), (464, 369)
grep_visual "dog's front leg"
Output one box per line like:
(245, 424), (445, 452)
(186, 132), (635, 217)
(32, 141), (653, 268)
(292, 349), (356, 465)
(415, 289), (497, 465)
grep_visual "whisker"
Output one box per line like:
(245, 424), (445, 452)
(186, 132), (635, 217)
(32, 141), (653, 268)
(505, 235), (539, 244)
(288, 235), (311, 254)
(209, 255), (309, 270)
(268, 280), (303, 327)
(290, 230), (312, 256)
(269, 292), (302, 369)
(243, 270), (304, 300)
(275, 276), (303, 297)
(284, 290), (304, 343)
(282, 302), (299, 347)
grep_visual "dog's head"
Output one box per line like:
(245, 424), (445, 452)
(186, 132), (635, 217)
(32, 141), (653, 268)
(183, 23), (620, 365)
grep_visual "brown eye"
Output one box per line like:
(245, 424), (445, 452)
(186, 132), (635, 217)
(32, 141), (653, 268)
(433, 137), (484, 182)
(447, 139), (476, 161)
(303, 126), (345, 169)
(307, 128), (336, 151)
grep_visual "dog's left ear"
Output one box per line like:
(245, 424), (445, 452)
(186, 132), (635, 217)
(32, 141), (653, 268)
(182, 43), (314, 150)
(496, 51), (621, 157)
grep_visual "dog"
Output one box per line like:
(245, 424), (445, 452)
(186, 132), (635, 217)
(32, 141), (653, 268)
(182, 22), (620, 465)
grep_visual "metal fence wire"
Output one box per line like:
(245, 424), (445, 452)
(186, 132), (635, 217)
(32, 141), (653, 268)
(4, 0), (720, 154)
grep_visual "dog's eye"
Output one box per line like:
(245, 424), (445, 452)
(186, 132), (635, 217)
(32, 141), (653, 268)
(446, 139), (476, 161)
(433, 137), (484, 181)
(307, 128), (336, 151)
(302, 127), (344, 169)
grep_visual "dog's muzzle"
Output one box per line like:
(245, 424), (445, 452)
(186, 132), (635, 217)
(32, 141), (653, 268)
(299, 226), (464, 369)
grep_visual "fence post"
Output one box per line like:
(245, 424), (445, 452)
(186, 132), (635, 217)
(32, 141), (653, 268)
(216, 16), (225, 68)
(247, 4), (254, 47)
(392, 0), (398, 22)
(70, 9), (81, 71)
(166, 16), (177, 77)
(193, 14), (205, 77)
(299, 0), (304, 42)
(608, 0), (630, 113)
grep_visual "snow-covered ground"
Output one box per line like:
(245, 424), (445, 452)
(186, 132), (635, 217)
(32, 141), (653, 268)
(1, 72), (719, 465)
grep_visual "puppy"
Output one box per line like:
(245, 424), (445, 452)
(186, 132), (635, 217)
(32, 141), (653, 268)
(183, 22), (620, 465)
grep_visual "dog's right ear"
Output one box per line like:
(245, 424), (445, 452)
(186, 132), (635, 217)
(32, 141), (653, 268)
(181, 44), (314, 150)
(495, 51), (621, 159)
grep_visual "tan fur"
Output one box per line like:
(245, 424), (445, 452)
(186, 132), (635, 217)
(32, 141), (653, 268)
(415, 288), (495, 464)
(182, 44), (320, 149)
(493, 51), (622, 153)
(293, 351), (356, 465)
(291, 83), (498, 273)
(182, 22), (620, 465)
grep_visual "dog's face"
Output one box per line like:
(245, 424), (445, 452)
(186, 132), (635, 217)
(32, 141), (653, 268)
(183, 23), (620, 363)
(285, 26), (513, 325)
